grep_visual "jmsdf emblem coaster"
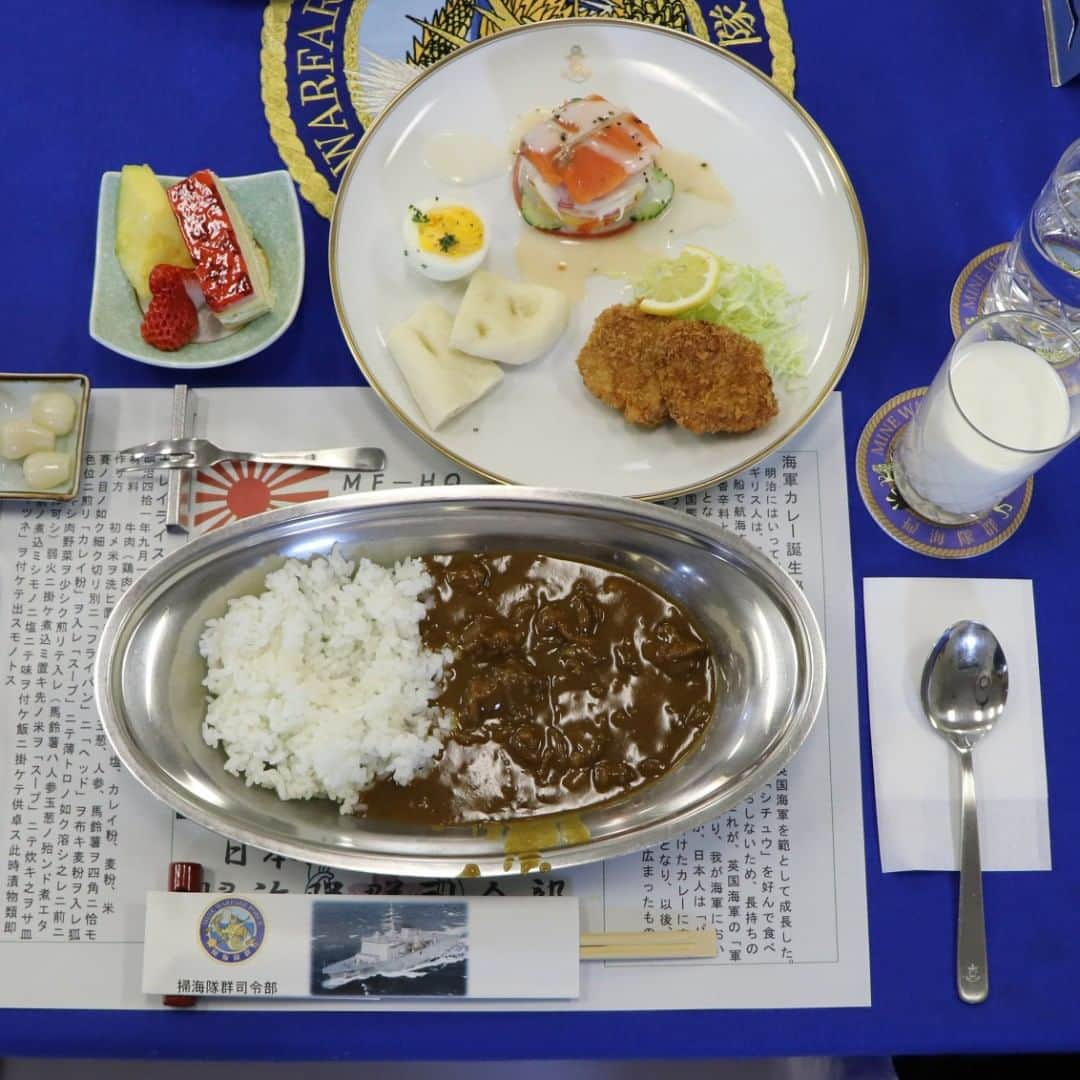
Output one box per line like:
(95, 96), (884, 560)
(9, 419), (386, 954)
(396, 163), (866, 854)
(856, 388), (1032, 559)
(950, 244), (1010, 336)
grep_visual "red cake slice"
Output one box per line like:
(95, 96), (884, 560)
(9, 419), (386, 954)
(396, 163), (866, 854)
(166, 170), (273, 328)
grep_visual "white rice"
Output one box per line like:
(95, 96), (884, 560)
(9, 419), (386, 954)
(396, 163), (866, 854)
(199, 548), (448, 813)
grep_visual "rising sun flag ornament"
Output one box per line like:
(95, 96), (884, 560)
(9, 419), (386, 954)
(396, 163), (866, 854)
(193, 462), (331, 533)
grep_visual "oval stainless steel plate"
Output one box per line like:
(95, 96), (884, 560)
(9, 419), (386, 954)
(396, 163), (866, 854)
(95, 487), (825, 877)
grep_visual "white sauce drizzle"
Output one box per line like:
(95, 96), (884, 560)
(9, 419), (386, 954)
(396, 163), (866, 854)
(424, 132), (507, 185)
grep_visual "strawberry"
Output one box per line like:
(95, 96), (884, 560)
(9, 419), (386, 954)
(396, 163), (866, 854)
(140, 264), (199, 351)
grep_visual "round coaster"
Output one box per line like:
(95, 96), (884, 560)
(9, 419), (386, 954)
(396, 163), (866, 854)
(855, 388), (1032, 559)
(949, 243), (1010, 337)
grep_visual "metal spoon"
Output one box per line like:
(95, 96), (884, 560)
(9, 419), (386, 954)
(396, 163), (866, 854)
(921, 620), (1008, 1005)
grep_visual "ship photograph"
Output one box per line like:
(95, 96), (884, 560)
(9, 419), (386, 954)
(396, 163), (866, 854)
(310, 901), (468, 997)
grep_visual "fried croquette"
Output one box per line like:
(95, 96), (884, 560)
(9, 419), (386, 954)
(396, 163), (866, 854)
(575, 305), (669, 427)
(576, 305), (779, 434)
(656, 319), (777, 433)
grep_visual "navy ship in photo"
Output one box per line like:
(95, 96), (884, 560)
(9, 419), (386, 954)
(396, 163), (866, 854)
(320, 905), (467, 991)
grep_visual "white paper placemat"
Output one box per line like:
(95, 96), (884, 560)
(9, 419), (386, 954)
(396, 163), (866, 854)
(0, 388), (869, 1010)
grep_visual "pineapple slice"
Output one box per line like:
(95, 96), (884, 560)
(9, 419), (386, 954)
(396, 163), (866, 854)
(114, 164), (193, 307)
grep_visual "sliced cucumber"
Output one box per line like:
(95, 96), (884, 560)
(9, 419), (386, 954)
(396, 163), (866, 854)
(629, 166), (675, 222)
(518, 179), (564, 232)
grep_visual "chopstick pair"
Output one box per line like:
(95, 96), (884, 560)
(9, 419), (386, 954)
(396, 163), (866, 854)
(579, 930), (717, 961)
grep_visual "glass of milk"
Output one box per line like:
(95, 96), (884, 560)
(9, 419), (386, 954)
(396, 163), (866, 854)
(892, 311), (1080, 524)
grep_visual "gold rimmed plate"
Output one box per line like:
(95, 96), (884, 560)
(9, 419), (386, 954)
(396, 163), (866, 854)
(330, 19), (867, 499)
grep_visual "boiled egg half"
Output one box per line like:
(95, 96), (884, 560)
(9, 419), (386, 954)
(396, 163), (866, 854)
(402, 199), (488, 282)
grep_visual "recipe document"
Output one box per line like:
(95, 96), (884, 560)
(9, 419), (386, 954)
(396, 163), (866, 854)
(0, 387), (869, 1010)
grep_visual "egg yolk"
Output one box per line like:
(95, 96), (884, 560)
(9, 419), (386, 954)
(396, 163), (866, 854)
(415, 206), (484, 258)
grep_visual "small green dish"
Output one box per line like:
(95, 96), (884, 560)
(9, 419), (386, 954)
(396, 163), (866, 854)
(89, 170), (304, 369)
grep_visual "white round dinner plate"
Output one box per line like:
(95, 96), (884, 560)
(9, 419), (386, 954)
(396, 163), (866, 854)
(330, 19), (866, 499)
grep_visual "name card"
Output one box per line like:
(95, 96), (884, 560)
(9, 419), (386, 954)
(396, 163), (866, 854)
(143, 893), (580, 1001)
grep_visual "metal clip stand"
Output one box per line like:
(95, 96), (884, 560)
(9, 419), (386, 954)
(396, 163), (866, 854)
(165, 385), (197, 534)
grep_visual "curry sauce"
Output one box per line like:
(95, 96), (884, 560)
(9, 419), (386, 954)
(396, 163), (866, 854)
(361, 553), (715, 825)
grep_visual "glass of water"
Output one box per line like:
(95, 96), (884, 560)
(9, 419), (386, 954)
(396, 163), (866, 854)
(986, 138), (1080, 332)
(892, 311), (1080, 524)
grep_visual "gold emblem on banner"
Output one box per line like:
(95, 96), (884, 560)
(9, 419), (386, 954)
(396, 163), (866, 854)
(710, 2), (763, 45)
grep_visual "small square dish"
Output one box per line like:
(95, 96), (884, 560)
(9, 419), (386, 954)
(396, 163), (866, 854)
(89, 169), (304, 369)
(0, 374), (90, 502)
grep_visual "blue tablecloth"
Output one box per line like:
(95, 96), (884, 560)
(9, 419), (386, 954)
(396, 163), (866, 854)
(3, 0), (1080, 1060)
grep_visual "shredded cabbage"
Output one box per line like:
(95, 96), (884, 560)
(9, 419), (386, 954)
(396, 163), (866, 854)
(635, 256), (806, 387)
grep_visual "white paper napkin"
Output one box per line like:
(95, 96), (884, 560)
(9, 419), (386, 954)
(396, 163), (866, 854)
(863, 578), (1051, 872)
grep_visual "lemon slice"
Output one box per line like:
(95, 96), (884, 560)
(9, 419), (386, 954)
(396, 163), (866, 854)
(638, 246), (721, 316)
